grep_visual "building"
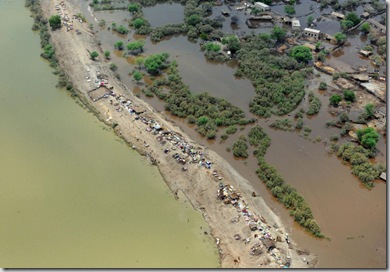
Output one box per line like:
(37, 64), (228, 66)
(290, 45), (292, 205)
(303, 28), (320, 39)
(291, 17), (301, 31)
(331, 11), (345, 20)
(367, 19), (386, 33)
(254, 2), (270, 11)
(361, 12), (370, 19)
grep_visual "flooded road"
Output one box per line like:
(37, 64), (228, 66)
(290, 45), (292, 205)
(0, 0), (219, 267)
(81, 1), (386, 268)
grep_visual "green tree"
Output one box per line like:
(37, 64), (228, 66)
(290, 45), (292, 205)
(341, 20), (354, 31)
(317, 51), (326, 62)
(360, 22), (370, 33)
(49, 15), (62, 30)
(132, 18), (145, 29)
(205, 42), (221, 52)
(186, 14), (201, 26)
(232, 138), (248, 158)
(144, 53), (169, 75)
(104, 50), (110, 59)
(133, 70), (142, 83)
(329, 94), (342, 106)
(343, 89), (355, 102)
(222, 35), (241, 53)
(290, 46), (312, 62)
(334, 32), (347, 44)
(99, 19), (106, 27)
(307, 15), (314, 26)
(284, 5), (296, 15)
(90, 51), (99, 60)
(345, 12), (361, 26)
(114, 40), (124, 50)
(128, 3), (140, 14)
(126, 39), (145, 54)
(271, 26), (287, 42)
(356, 127), (379, 149)
(197, 116), (209, 125)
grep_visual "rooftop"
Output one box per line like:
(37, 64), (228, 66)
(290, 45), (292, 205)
(304, 28), (320, 34)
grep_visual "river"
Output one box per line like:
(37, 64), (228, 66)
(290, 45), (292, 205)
(0, 0), (219, 268)
(79, 0), (387, 268)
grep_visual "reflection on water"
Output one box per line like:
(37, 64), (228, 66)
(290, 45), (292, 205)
(0, 0), (219, 268)
(143, 3), (185, 27)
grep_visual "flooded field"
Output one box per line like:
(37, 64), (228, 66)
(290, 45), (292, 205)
(0, 0), (219, 267)
(81, 0), (386, 268)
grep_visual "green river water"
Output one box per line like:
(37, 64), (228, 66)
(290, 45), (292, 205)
(0, 0), (219, 268)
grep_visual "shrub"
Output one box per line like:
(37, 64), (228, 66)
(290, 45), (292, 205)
(232, 138), (248, 158)
(226, 125), (238, 135)
(329, 94), (342, 106)
(319, 81), (327, 90)
(343, 89), (355, 102)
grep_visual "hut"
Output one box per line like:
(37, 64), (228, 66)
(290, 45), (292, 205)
(254, 2), (270, 11)
(303, 28), (320, 40)
(291, 17), (301, 31)
(331, 11), (345, 20)
(361, 12), (370, 19)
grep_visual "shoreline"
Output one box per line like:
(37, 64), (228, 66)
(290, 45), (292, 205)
(37, 0), (316, 268)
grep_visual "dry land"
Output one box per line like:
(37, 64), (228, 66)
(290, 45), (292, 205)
(40, 0), (317, 268)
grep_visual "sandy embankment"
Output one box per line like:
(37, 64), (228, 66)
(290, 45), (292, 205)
(40, 0), (316, 268)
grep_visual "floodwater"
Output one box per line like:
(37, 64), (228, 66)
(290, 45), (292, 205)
(0, 0), (219, 268)
(81, 0), (386, 268)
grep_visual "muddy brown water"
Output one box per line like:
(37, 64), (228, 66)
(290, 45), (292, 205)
(82, 2), (386, 268)
(0, 0), (220, 267)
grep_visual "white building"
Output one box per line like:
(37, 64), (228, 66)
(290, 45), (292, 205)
(254, 2), (270, 11)
(291, 17), (301, 31)
(303, 28), (320, 39)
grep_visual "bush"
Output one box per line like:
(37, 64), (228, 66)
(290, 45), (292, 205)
(232, 138), (248, 158)
(319, 81), (327, 90)
(290, 46), (312, 62)
(90, 51), (99, 60)
(226, 125), (238, 135)
(49, 15), (61, 30)
(306, 92), (321, 115)
(343, 89), (355, 102)
(109, 63), (118, 71)
(329, 94), (342, 106)
(356, 127), (379, 149)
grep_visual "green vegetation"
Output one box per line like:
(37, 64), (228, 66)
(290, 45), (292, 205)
(222, 35), (241, 53)
(99, 19), (106, 27)
(341, 19), (354, 31)
(235, 34), (309, 117)
(356, 127), (379, 149)
(104, 50), (110, 59)
(128, 3), (141, 13)
(146, 60), (254, 137)
(247, 125), (324, 238)
(109, 62), (117, 71)
(248, 125), (270, 157)
(126, 39), (145, 55)
(329, 94), (342, 106)
(114, 40), (124, 50)
(337, 143), (385, 188)
(226, 125), (238, 135)
(290, 46), (312, 63)
(90, 51), (99, 60)
(319, 81), (327, 90)
(307, 15), (314, 26)
(116, 25), (129, 34)
(133, 18), (146, 29)
(49, 15), (62, 30)
(232, 137), (248, 158)
(334, 32), (347, 44)
(360, 22), (370, 33)
(343, 89), (355, 102)
(284, 5), (296, 16)
(270, 119), (293, 131)
(345, 12), (361, 26)
(133, 70), (143, 83)
(205, 42), (221, 52)
(271, 26), (287, 42)
(144, 53), (169, 75)
(306, 91), (321, 115)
